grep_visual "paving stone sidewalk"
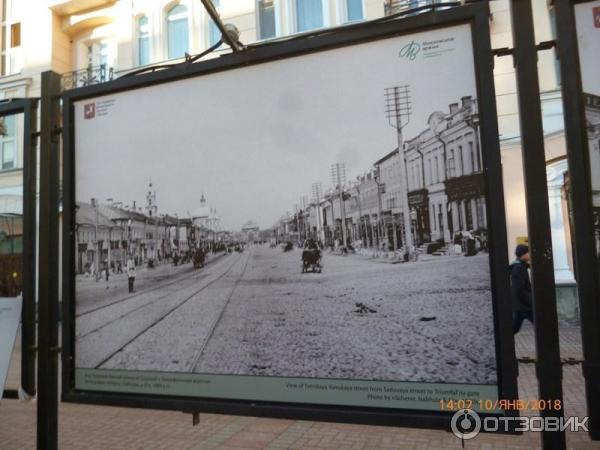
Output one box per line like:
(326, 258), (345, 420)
(1, 323), (598, 449)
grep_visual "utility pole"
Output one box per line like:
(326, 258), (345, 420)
(385, 86), (413, 258)
(127, 216), (132, 261)
(312, 182), (323, 242)
(327, 196), (335, 246)
(294, 203), (300, 243)
(91, 198), (100, 281)
(354, 182), (368, 245)
(175, 213), (180, 254)
(374, 167), (385, 248)
(331, 162), (348, 247)
(300, 195), (308, 240)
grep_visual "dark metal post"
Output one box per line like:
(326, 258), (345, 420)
(509, 1), (565, 449)
(471, 5), (519, 412)
(554, 0), (600, 440)
(37, 71), (61, 450)
(22, 99), (39, 397)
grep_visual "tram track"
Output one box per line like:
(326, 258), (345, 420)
(76, 269), (210, 340)
(76, 253), (227, 318)
(94, 251), (247, 369)
(188, 253), (250, 373)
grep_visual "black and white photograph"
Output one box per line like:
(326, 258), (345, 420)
(73, 23), (498, 390)
(575, 0), (600, 260)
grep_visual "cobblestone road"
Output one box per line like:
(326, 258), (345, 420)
(196, 246), (496, 384)
(75, 245), (496, 384)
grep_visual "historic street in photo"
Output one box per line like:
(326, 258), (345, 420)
(75, 246), (496, 385)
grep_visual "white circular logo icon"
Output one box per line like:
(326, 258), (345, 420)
(451, 409), (481, 440)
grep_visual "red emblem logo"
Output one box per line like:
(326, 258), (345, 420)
(594, 6), (600, 28)
(84, 103), (96, 119)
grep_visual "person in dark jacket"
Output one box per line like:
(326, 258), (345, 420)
(510, 244), (533, 334)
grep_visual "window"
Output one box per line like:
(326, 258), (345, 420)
(296, 0), (324, 32)
(469, 141), (475, 173)
(427, 158), (432, 185)
(0, 115), (16, 170)
(476, 198), (485, 230)
(458, 145), (464, 175)
(258, 0), (276, 39)
(167, 4), (189, 59)
(87, 41), (110, 68)
(137, 16), (150, 66)
(345, 0), (363, 22)
(434, 156), (439, 182)
(448, 150), (455, 177)
(465, 200), (473, 230)
(10, 22), (20, 47)
(1, 0), (22, 75)
(209, 0), (221, 46)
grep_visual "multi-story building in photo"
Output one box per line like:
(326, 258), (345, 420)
(394, 97), (485, 249)
(373, 150), (404, 249)
(327, 170), (380, 249)
(325, 97), (483, 254)
(75, 201), (125, 274)
(76, 198), (203, 273)
(75, 178), (214, 273)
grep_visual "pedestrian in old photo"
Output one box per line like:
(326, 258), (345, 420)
(104, 258), (110, 282)
(127, 257), (136, 293)
(510, 244), (533, 334)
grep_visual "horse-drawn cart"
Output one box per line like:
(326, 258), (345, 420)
(301, 248), (322, 273)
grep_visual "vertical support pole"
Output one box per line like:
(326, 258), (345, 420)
(554, 0), (600, 440)
(37, 71), (61, 450)
(509, 1), (566, 449)
(22, 99), (38, 397)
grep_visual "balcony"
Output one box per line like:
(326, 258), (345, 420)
(61, 64), (113, 91)
(384, 0), (458, 16)
(48, 0), (116, 16)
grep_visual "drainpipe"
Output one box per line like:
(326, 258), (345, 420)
(415, 141), (426, 189)
(434, 131), (451, 242)
(434, 132), (448, 180)
(414, 142), (426, 243)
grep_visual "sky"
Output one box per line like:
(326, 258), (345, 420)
(75, 23), (477, 231)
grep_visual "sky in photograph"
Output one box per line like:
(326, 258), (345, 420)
(575, 1), (600, 96)
(76, 23), (477, 231)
